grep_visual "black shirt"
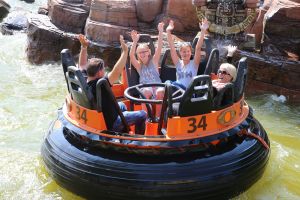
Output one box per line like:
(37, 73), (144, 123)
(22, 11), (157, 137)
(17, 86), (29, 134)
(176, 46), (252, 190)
(87, 75), (119, 130)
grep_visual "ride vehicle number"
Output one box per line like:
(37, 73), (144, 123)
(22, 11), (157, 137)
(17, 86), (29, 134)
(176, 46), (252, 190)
(187, 116), (207, 133)
(75, 106), (88, 124)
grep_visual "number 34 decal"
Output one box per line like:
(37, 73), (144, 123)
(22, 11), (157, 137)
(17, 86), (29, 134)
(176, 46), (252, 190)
(75, 106), (88, 124)
(187, 116), (207, 133)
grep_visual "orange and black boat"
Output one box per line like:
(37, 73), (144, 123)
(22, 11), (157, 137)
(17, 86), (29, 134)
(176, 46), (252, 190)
(41, 47), (270, 200)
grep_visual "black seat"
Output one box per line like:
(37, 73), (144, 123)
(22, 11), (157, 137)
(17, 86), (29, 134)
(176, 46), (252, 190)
(66, 66), (95, 109)
(61, 49), (77, 92)
(233, 57), (248, 102)
(204, 48), (220, 75)
(160, 49), (177, 82)
(169, 75), (213, 117)
(96, 78), (129, 132)
(212, 83), (234, 110)
(191, 36), (212, 75)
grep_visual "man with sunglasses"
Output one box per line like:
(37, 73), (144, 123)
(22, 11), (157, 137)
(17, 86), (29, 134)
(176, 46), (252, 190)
(77, 34), (147, 134)
(212, 63), (237, 91)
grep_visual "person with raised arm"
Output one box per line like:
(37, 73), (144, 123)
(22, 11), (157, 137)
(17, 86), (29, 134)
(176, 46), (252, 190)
(129, 22), (165, 118)
(77, 34), (147, 134)
(166, 18), (209, 89)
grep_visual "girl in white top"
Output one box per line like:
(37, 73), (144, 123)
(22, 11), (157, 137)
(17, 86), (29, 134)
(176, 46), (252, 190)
(130, 22), (165, 118)
(166, 18), (209, 89)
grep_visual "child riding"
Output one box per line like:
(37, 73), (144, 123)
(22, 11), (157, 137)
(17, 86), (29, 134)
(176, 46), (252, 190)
(166, 18), (209, 90)
(130, 22), (165, 119)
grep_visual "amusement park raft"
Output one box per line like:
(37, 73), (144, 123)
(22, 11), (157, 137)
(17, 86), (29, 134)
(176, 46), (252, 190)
(41, 48), (270, 200)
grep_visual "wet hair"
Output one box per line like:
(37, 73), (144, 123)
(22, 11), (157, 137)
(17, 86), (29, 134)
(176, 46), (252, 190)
(178, 42), (192, 52)
(86, 58), (104, 77)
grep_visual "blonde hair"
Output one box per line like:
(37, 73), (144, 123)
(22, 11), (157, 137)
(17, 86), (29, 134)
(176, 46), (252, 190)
(178, 42), (192, 52)
(220, 63), (237, 82)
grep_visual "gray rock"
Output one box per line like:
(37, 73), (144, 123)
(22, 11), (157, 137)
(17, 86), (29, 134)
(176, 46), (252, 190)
(0, 0), (10, 21)
(26, 14), (80, 64)
(1, 11), (28, 35)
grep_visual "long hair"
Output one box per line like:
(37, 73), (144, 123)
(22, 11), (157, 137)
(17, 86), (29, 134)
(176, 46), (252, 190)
(136, 43), (152, 65)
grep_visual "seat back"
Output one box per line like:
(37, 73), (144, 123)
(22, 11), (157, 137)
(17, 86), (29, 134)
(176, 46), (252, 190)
(177, 75), (213, 117)
(125, 62), (140, 87)
(204, 48), (220, 75)
(213, 83), (234, 110)
(96, 78), (129, 132)
(233, 57), (248, 102)
(61, 49), (77, 92)
(66, 66), (95, 109)
(160, 49), (177, 82)
(192, 37), (212, 75)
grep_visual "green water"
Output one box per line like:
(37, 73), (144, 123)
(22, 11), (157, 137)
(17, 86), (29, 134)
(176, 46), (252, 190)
(0, 2), (300, 200)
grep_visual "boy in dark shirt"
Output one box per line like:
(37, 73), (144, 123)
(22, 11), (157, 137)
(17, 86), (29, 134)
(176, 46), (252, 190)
(78, 34), (147, 134)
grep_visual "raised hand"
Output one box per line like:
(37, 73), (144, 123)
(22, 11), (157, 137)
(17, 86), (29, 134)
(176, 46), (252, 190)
(199, 18), (209, 32)
(78, 34), (89, 48)
(157, 22), (164, 33)
(130, 30), (140, 43)
(227, 45), (237, 57)
(120, 35), (128, 52)
(166, 20), (174, 33)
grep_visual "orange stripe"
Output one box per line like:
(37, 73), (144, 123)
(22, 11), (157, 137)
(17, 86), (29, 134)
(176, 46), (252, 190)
(63, 96), (249, 142)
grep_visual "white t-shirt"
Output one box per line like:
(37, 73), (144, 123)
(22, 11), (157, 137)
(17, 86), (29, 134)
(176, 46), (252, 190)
(175, 59), (198, 89)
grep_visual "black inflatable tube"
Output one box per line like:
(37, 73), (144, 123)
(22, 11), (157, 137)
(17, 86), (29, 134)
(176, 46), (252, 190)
(41, 113), (270, 200)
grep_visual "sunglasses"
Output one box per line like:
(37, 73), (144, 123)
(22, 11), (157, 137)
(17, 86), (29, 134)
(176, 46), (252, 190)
(218, 70), (230, 75)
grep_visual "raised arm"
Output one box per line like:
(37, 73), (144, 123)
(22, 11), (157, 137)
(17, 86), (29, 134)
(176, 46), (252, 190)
(129, 30), (141, 71)
(226, 45), (237, 64)
(194, 18), (209, 67)
(108, 35), (129, 85)
(78, 34), (89, 71)
(166, 20), (180, 66)
(152, 22), (164, 69)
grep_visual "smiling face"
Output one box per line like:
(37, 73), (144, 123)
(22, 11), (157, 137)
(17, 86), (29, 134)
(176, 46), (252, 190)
(179, 45), (192, 62)
(136, 44), (151, 64)
(217, 65), (233, 83)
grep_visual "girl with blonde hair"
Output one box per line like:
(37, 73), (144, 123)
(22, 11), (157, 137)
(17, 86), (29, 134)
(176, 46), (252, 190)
(130, 22), (165, 119)
(166, 18), (209, 89)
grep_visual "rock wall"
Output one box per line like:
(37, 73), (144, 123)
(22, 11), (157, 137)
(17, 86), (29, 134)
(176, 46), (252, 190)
(26, 14), (80, 64)
(262, 0), (300, 61)
(86, 0), (137, 45)
(25, 0), (300, 102)
(48, 0), (89, 33)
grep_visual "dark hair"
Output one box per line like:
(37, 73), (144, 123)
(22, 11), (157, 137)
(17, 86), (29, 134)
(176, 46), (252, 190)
(86, 58), (104, 77)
